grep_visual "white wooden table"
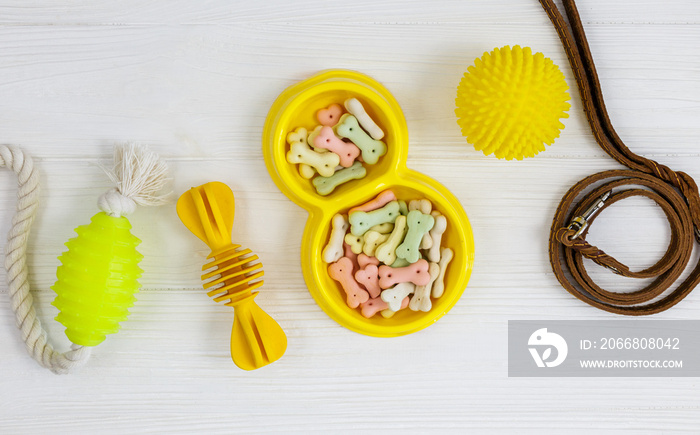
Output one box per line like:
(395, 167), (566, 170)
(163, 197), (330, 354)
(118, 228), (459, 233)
(1, 1), (699, 433)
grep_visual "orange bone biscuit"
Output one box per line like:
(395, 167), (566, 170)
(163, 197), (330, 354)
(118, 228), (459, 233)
(313, 126), (360, 167)
(355, 264), (381, 298)
(343, 242), (359, 273)
(357, 253), (380, 269)
(348, 190), (396, 214)
(378, 259), (430, 289)
(329, 257), (370, 308)
(360, 297), (388, 318)
(317, 103), (343, 127)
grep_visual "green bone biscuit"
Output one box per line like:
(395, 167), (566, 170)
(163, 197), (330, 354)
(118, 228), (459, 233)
(312, 161), (366, 196)
(375, 215), (408, 265)
(336, 114), (387, 165)
(398, 200), (408, 216)
(349, 201), (400, 237)
(396, 210), (435, 263)
(391, 257), (411, 268)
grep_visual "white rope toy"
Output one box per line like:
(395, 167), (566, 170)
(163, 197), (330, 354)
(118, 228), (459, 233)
(1, 144), (170, 374)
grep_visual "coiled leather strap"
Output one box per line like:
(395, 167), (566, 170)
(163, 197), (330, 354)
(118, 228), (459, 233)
(540, 0), (700, 314)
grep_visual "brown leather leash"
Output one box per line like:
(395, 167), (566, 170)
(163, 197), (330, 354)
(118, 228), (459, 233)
(539, 0), (700, 314)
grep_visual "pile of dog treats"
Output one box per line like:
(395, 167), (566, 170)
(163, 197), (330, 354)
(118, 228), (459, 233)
(323, 190), (454, 318)
(285, 98), (387, 195)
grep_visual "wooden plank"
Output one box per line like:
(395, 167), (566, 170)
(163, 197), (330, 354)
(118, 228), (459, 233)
(0, 0), (698, 25)
(0, 23), (698, 159)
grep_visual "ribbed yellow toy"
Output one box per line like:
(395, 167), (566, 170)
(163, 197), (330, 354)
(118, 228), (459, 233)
(455, 45), (571, 160)
(51, 144), (170, 348)
(52, 213), (143, 347)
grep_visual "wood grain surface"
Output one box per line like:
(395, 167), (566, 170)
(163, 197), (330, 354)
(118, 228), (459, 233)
(1, 0), (699, 433)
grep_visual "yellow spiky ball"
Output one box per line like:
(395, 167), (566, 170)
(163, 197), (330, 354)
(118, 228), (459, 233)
(455, 45), (571, 160)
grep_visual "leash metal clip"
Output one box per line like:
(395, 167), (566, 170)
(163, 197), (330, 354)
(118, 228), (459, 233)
(567, 190), (612, 240)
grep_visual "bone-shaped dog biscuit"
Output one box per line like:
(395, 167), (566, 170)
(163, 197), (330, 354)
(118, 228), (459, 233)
(287, 142), (339, 178)
(314, 126), (360, 167)
(307, 125), (325, 150)
(371, 223), (394, 234)
(287, 140), (340, 178)
(409, 199), (434, 249)
(378, 259), (430, 289)
(286, 128), (321, 179)
(381, 282), (415, 311)
(349, 190), (396, 214)
(431, 248), (453, 298)
(343, 242), (359, 273)
(355, 264), (381, 298)
(396, 210), (434, 264)
(349, 201), (400, 237)
(334, 113), (352, 133)
(362, 230), (388, 257)
(391, 257), (411, 268)
(313, 161), (366, 196)
(287, 126), (307, 146)
(380, 296), (409, 318)
(317, 103), (343, 127)
(328, 257), (370, 308)
(420, 232), (433, 250)
(357, 253), (380, 269)
(408, 198), (432, 215)
(409, 262), (440, 312)
(336, 114), (386, 165)
(289, 129), (312, 177)
(360, 297), (388, 318)
(344, 233), (364, 255)
(420, 210), (442, 252)
(344, 97), (384, 140)
(323, 214), (349, 263)
(398, 200), (408, 216)
(299, 164), (316, 179)
(375, 215), (408, 265)
(426, 213), (447, 262)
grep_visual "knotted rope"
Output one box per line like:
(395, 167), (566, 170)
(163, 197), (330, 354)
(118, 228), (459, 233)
(1, 145), (91, 374)
(2, 143), (170, 373)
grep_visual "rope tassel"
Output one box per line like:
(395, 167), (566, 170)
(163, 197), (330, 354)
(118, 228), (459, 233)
(1, 144), (170, 373)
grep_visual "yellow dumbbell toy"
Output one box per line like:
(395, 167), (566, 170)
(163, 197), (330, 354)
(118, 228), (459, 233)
(177, 182), (287, 370)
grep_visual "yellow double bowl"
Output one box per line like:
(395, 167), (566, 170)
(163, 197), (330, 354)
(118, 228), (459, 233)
(263, 70), (474, 337)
